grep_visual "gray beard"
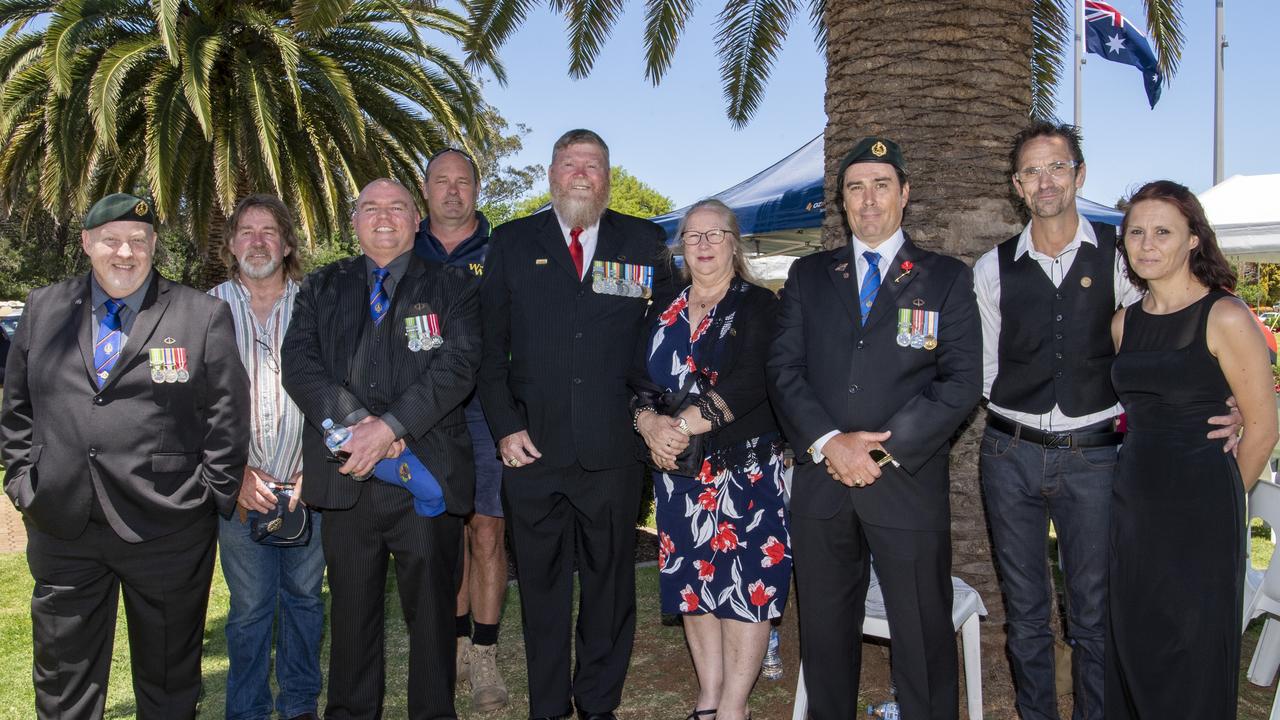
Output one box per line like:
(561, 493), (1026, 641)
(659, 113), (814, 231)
(551, 189), (610, 229)
(240, 256), (281, 280)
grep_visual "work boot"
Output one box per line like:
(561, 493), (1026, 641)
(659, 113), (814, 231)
(468, 642), (510, 712)
(456, 636), (473, 687)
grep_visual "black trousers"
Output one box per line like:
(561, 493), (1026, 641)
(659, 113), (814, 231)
(25, 512), (218, 720)
(791, 498), (958, 720)
(502, 461), (642, 718)
(321, 482), (462, 720)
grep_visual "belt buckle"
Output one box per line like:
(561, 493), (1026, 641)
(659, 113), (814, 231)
(1044, 432), (1073, 449)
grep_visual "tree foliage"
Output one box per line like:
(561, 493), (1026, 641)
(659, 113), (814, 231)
(462, 0), (1185, 125)
(0, 0), (499, 286)
(510, 166), (674, 222)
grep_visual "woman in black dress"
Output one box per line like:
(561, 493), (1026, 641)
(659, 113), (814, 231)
(1107, 180), (1278, 718)
(632, 199), (788, 720)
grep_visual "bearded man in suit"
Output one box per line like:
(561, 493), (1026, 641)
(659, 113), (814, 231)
(1, 193), (250, 719)
(281, 178), (481, 719)
(767, 138), (982, 720)
(478, 129), (676, 720)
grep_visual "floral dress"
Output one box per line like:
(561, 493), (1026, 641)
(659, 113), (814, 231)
(648, 286), (791, 622)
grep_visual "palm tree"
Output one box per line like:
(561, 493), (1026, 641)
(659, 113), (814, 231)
(462, 0), (1185, 709)
(0, 0), (499, 286)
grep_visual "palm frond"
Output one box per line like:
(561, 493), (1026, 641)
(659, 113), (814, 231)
(641, 0), (694, 85)
(463, 0), (540, 81)
(45, 0), (92, 95)
(292, 0), (355, 33)
(1143, 0), (1183, 77)
(178, 18), (222, 138)
(715, 0), (797, 128)
(806, 0), (824, 52)
(150, 0), (180, 62)
(88, 34), (160, 150)
(1031, 0), (1069, 120)
(237, 51), (286, 194)
(560, 0), (626, 78)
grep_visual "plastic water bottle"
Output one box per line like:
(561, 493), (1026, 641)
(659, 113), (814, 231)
(322, 418), (368, 481)
(761, 626), (783, 680)
(866, 683), (901, 719)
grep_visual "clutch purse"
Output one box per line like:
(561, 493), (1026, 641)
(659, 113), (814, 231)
(249, 487), (312, 547)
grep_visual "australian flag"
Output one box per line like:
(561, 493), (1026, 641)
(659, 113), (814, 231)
(1084, 0), (1163, 108)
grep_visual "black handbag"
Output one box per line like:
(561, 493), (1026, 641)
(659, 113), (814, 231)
(648, 371), (707, 476)
(249, 488), (312, 547)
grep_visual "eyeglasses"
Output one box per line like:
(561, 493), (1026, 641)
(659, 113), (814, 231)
(680, 229), (734, 246)
(255, 336), (280, 374)
(1015, 160), (1079, 181)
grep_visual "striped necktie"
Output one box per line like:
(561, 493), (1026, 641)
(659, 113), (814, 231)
(370, 268), (390, 325)
(859, 251), (881, 326)
(93, 299), (124, 387)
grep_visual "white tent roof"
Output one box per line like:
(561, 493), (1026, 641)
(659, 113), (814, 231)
(1199, 174), (1280, 262)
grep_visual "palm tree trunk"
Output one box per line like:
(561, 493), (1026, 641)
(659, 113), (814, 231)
(824, 0), (1034, 709)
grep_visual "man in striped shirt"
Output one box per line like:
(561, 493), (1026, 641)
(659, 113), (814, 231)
(209, 194), (325, 720)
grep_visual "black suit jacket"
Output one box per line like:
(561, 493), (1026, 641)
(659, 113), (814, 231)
(767, 236), (982, 530)
(0, 272), (250, 542)
(282, 254), (481, 514)
(479, 209), (676, 470)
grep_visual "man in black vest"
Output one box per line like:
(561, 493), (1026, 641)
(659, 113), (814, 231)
(976, 122), (1238, 719)
(479, 129), (675, 720)
(282, 178), (481, 718)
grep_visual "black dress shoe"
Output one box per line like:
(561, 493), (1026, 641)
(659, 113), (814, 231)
(532, 713), (572, 720)
(576, 712), (617, 720)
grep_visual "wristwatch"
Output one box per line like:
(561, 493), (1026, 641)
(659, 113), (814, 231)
(677, 417), (693, 436)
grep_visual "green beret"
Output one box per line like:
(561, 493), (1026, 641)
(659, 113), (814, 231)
(837, 137), (907, 181)
(84, 193), (155, 230)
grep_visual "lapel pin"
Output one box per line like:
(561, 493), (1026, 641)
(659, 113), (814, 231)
(163, 337), (176, 345)
(535, 258), (548, 265)
(894, 260), (914, 283)
(1080, 276), (1093, 288)
(834, 262), (848, 272)
(912, 298), (925, 307)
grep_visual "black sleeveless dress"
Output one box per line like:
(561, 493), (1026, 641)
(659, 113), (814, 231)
(1106, 289), (1245, 719)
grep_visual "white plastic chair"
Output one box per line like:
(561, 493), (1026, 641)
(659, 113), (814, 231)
(791, 575), (987, 720)
(1243, 479), (1280, 720)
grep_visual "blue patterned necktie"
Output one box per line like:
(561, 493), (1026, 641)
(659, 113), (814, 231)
(859, 251), (881, 326)
(370, 268), (390, 325)
(93, 299), (124, 387)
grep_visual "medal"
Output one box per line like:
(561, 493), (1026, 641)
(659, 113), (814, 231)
(174, 347), (189, 382)
(922, 310), (939, 350)
(161, 347), (177, 383)
(149, 348), (165, 383)
(420, 313), (442, 350)
(404, 317), (422, 352)
(923, 335), (938, 350)
(895, 309), (912, 347)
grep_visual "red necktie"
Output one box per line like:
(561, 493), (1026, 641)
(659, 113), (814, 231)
(569, 226), (584, 278)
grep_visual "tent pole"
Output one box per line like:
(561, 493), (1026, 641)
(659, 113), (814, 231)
(1214, 0), (1227, 184)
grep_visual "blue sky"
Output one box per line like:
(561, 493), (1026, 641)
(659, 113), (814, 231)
(478, 1), (1279, 212)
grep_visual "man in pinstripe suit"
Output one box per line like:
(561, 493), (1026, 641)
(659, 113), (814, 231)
(282, 178), (482, 719)
(479, 129), (676, 720)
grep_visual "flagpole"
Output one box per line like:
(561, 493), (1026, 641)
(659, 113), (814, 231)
(1213, 0), (1227, 184)
(1074, 0), (1085, 129)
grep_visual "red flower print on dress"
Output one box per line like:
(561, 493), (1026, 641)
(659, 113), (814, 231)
(690, 313), (712, 343)
(658, 532), (675, 569)
(659, 296), (687, 327)
(747, 470), (763, 485)
(679, 584), (700, 612)
(696, 459), (714, 485)
(760, 536), (786, 568)
(748, 580), (776, 607)
(685, 355), (698, 374)
(694, 559), (715, 582)
(697, 487), (718, 511)
(709, 522), (740, 552)
(701, 368), (719, 386)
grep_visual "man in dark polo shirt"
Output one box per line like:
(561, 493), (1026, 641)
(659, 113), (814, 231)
(414, 149), (509, 712)
(975, 122), (1239, 720)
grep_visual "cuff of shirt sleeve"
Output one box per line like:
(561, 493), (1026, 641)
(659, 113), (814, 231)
(379, 413), (407, 441)
(342, 409), (371, 427)
(809, 430), (840, 463)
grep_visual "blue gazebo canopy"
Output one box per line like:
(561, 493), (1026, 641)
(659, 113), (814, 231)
(652, 135), (1124, 256)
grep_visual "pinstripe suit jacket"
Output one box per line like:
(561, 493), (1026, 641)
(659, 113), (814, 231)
(282, 254), (481, 514)
(479, 209), (677, 470)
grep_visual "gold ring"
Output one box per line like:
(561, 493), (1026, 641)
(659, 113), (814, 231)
(506, 458), (519, 467)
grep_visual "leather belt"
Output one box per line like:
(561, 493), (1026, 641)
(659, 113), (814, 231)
(987, 414), (1122, 449)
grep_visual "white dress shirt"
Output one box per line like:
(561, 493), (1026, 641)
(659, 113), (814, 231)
(973, 213), (1143, 431)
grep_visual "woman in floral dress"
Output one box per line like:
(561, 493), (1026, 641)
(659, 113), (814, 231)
(632, 199), (790, 720)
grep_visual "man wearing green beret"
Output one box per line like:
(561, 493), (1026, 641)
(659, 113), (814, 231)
(768, 138), (982, 719)
(0, 192), (250, 719)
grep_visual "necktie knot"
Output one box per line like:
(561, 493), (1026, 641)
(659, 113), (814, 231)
(570, 226), (584, 242)
(372, 268), (389, 281)
(103, 298), (123, 319)
(863, 251), (881, 269)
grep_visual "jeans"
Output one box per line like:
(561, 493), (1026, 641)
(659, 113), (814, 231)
(218, 513), (326, 720)
(980, 422), (1117, 720)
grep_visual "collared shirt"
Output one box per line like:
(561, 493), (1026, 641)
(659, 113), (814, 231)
(810, 228), (907, 461)
(554, 210), (601, 279)
(89, 273), (152, 349)
(414, 212), (491, 278)
(973, 213), (1144, 431)
(209, 278), (305, 483)
(365, 250), (413, 297)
